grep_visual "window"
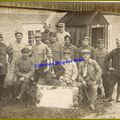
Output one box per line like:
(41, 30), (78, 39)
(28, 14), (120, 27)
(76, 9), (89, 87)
(28, 30), (41, 45)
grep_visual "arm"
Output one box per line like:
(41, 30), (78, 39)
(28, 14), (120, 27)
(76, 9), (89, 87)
(94, 60), (102, 81)
(78, 62), (84, 82)
(6, 45), (13, 63)
(105, 50), (113, 71)
(71, 63), (78, 81)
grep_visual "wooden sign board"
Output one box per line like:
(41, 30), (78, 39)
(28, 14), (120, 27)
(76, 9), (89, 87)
(36, 85), (78, 109)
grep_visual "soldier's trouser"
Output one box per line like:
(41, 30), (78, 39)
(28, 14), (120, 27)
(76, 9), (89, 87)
(78, 81), (97, 104)
(18, 79), (29, 98)
(102, 74), (109, 98)
(87, 81), (98, 104)
(109, 73), (120, 100)
(34, 69), (41, 82)
(0, 75), (6, 98)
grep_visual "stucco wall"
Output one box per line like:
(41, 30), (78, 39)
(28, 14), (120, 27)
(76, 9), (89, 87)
(0, 7), (65, 45)
(104, 14), (120, 50)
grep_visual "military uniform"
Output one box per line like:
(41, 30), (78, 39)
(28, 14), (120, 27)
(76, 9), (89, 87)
(56, 23), (70, 45)
(41, 31), (53, 44)
(78, 45), (95, 59)
(47, 41), (62, 61)
(0, 41), (11, 99)
(78, 49), (102, 110)
(94, 47), (109, 98)
(15, 48), (35, 100)
(106, 48), (120, 101)
(61, 44), (78, 60)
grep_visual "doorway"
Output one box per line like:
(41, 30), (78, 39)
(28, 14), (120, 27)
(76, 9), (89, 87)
(92, 27), (104, 48)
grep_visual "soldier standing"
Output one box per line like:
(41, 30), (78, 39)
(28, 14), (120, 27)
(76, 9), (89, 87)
(61, 35), (78, 60)
(41, 23), (53, 44)
(32, 33), (51, 82)
(56, 23), (70, 45)
(0, 34), (11, 100)
(105, 38), (120, 102)
(78, 36), (95, 59)
(94, 39), (109, 99)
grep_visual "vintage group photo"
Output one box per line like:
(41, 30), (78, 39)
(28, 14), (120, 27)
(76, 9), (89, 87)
(0, 1), (120, 118)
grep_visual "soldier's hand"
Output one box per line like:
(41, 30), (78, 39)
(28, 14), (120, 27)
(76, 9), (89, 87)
(24, 74), (30, 79)
(81, 80), (87, 87)
(109, 67), (116, 71)
(19, 77), (25, 81)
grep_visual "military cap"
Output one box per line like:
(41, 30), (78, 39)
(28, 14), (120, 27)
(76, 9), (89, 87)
(63, 50), (71, 55)
(15, 30), (23, 35)
(97, 39), (104, 44)
(56, 23), (65, 27)
(0, 34), (3, 38)
(82, 36), (90, 41)
(81, 49), (91, 54)
(21, 47), (30, 53)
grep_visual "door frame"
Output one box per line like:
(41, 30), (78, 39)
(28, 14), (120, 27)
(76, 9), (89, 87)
(90, 25), (105, 48)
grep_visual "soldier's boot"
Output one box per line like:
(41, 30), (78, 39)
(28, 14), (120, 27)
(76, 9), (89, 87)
(90, 103), (95, 111)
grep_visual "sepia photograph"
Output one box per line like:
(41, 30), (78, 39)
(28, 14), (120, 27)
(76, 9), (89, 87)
(0, 1), (120, 119)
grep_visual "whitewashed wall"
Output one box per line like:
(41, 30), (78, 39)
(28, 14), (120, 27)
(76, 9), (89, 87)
(104, 14), (120, 51)
(0, 7), (65, 46)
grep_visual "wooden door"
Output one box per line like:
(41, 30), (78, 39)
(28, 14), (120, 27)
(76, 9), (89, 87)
(92, 27), (104, 48)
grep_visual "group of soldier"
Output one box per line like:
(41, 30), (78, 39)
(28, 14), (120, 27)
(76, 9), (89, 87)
(0, 22), (120, 111)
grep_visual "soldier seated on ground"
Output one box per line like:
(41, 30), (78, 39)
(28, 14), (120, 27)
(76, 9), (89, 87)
(15, 47), (35, 102)
(78, 49), (102, 111)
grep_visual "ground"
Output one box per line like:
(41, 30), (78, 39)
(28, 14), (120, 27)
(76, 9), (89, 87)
(0, 86), (119, 118)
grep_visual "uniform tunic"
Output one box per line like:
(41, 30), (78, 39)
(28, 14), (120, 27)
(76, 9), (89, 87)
(61, 44), (78, 60)
(32, 42), (51, 65)
(60, 59), (78, 86)
(94, 48), (109, 73)
(4, 41), (27, 86)
(47, 41), (62, 61)
(41, 31), (53, 44)
(15, 57), (34, 78)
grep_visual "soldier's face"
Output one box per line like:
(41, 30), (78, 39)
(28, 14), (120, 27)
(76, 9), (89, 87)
(63, 54), (71, 60)
(44, 26), (50, 32)
(82, 39), (89, 46)
(82, 53), (91, 61)
(64, 37), (71, 46)
(58, 26), (64, 33)
(47, 52), (53, 59)
(15, 34), (23, 43)
(98, 43), (104, 49)
(116, 40), (120, 48)
(35, 36), (41, 44)
(50, 37), (56, 43)
(22, 52), (29, 59)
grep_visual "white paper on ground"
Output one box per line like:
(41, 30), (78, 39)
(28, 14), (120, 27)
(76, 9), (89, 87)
(36, 85), (78, 109)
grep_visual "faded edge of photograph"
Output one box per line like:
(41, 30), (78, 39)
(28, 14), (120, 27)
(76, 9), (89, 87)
(0, 1), (120, 119)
